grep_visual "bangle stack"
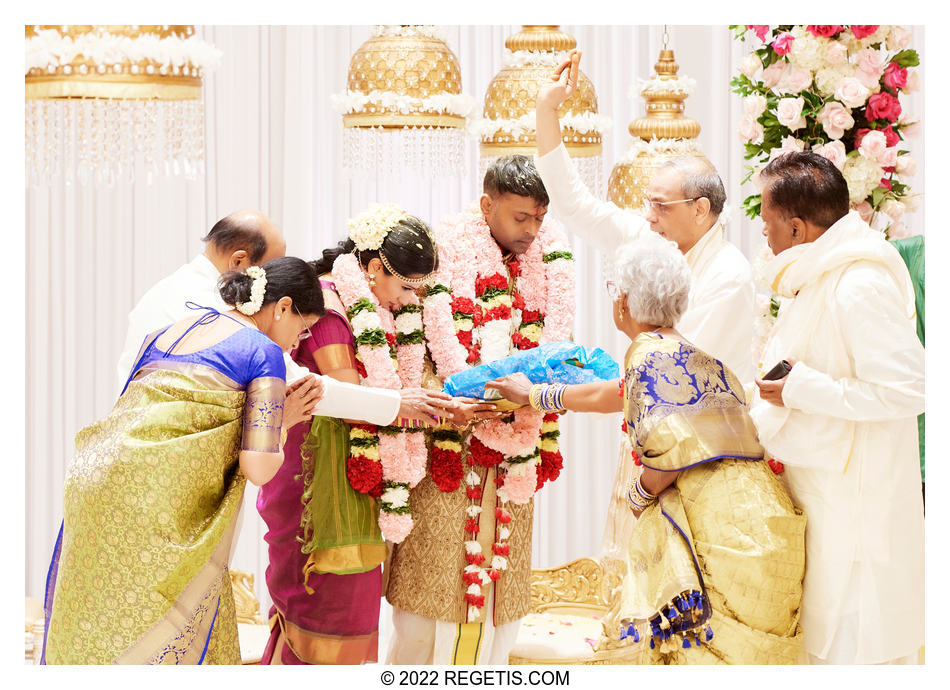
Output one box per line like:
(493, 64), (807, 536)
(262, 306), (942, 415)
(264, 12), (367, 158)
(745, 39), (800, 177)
(528, 383), (567, 413)
(627, 475), (657, 510)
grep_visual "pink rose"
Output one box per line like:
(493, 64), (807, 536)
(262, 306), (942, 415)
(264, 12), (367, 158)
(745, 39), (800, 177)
(737, 115), (765, 144)
(850, 25), (880, 39)
(858, 130), (888, 161)
(878, 147), (899, 169)
(813, 140), (847, 169)
(746, 25), (771, 42)
(761, 61), (787, 88)
(834, 77), (870, 108)
(807, 25), (844, 38)
(866, 91), (902, 122)
(769, 135), (805, 161)
(883, 62), (908, 90)
(776, 96), (806, 131)
(783, 66), (813, 93)
(823, 41), (848, 65)
(904, 70), (920, 93)
(880, 124), (900, 147)
(817, 101), (855, 139)
(772, 32), (795, 56)
(852, 201), (874, 222)
(895, 156), (917, 176)
(887, 26), (911, 51)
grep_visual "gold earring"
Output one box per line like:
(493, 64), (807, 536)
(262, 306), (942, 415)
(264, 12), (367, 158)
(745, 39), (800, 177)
(368, 273), (376, 288)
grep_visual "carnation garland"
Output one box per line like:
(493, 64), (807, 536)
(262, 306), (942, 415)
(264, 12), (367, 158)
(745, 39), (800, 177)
(330, 251), (427, 544)
(731, 24), (920, 238)
(422, 204), (574, 621)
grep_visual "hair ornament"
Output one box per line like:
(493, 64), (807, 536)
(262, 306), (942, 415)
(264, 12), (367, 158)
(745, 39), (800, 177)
(236, 265), (267, 315)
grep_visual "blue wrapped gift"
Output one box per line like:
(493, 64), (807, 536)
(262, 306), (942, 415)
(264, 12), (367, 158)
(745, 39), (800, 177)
(443, 340), (619, 399)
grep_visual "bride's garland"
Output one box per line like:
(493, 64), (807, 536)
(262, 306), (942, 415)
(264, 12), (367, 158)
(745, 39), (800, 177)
(331, 251), (427, 543)
(422, 205), (574, 621)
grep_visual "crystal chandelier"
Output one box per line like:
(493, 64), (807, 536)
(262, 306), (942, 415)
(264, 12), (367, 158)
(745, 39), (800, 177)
(332, 25), (475, 179)
(25, 25), (221, 186)
(476, 25), (610, 193)
(608, 35), (706, 209)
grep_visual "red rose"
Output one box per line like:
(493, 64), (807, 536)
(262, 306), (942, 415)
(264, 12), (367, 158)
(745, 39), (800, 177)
(464, 594), (486, 608)
(495, 508), (513, 524)
(369, 481), (385, 499)
(430, 450), (464, 492)
(883, 62), (908, 91)
(806, 25), (843, 38)
(451, 296), (476, 315)
(487, 568), (501, 581)
(512, 333), (536, 350)
(464, 518), (480, 535)
(456, 329), (473, 347)
(511, 291), (526, 312)
(385, 332), (397, 347)
(463, 571), (483, 586)
(483, 305), (512, 321)
(538, 450), (564, 489)
(543, 412), (559, 423)
(850, 25), (880, 39)
(520, 309), (542, 324)
(866, 92), (901, 122)
(466, 552), (486, 565)
(475, 273), (508, 295)
(745, 25), (770, 41)
(492, 543), (510, 556)
(469, 436), (505, 467)
(771, 32), (795, 56)
(346, 455), (383, 494)
(879, 177), (892, 191)
(507, 259), (521, 277)
(466, 486), (483, 500)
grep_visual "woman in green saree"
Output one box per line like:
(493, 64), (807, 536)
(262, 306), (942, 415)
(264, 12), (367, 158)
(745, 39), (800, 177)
(487, 234), (806, 664)
(43, 257), (325, 664)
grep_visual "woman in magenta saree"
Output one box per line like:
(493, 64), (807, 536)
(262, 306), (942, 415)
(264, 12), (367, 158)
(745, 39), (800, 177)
(258, 210), (439, 664)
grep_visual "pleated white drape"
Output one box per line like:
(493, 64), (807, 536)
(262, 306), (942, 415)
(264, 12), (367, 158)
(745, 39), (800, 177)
(26, 25), (924, 617)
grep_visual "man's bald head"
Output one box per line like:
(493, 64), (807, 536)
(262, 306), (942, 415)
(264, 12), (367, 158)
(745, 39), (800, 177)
(202, 209), (286, 272)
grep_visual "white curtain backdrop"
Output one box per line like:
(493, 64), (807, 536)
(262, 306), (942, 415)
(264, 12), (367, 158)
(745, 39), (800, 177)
(25, 25), (924, 618)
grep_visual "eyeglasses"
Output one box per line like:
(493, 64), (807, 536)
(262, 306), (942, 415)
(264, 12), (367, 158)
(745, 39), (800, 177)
(294, 305), (314, 341)
(644, 197), (699, 213)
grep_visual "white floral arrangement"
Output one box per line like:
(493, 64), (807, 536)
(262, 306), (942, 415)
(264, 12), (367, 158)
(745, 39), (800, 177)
(616, 136), (702, 165)
(331, 90), (477, 119)
(635, 75), (697, 96)
(731, 24), (920, 239)
(347, 203), (409, 251)
(236, 266), (267, 316)
(373, 25), (449, 43)
(25, 27), (222, 76)
(502, 49), (573, 68)
(470, 111), (612, 140)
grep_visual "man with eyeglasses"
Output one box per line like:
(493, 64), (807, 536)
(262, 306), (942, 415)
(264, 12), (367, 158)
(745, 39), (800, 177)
(534, 50), (755, 386)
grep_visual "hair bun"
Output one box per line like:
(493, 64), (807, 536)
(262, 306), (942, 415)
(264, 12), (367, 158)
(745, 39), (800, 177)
(218, 270), (254, 306)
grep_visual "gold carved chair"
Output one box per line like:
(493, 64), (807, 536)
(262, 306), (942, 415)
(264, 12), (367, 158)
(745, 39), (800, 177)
(508, 556), (639, 665)
(229, 569), (272, 665)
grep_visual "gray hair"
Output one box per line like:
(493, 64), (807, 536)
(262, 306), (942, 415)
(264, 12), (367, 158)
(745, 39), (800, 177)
(659, 156), (726, 217)
(606, 233), (691, 327)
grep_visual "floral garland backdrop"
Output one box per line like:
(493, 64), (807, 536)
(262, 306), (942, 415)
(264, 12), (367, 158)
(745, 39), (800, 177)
(731, 25), (921, 367)
(731, 25), (920, 237)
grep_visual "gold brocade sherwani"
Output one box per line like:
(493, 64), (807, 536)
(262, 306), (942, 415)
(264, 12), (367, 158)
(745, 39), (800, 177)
(618, 332), (806, 665)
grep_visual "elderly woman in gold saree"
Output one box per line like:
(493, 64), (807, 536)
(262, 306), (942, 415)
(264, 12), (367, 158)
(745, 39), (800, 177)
(487, 234), (806, 664)
(42, 257), (326, 664)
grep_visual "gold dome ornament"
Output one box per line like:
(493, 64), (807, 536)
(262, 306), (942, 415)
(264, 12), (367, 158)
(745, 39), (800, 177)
(332, 25), (476, 179)
(25, 25), (220, 185)
(607, 47), (707, 210)
(474, 25), (610, 193)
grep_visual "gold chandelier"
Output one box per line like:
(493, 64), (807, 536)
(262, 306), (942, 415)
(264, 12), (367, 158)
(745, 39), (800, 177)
(25, 25), (220, 185)
(607, 43), (706, 209)
(332, 25), (475, 178)
(476, 25), (610, 192)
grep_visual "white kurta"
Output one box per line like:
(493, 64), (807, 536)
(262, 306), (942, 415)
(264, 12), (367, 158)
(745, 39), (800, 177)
(535, 144), (755, 384)
(115, 253), (399, 425)
(749, 212), (924, 664)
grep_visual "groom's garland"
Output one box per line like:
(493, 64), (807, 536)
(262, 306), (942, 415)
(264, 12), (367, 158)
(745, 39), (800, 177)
(422, 205), (574, 621)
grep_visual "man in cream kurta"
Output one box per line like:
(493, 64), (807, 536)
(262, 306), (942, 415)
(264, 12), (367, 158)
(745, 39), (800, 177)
(116, 209), (402, 425)
(750, 152), (924, 665)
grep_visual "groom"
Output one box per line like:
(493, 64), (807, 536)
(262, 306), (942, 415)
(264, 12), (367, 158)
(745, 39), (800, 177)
(385, 155), (575, 664)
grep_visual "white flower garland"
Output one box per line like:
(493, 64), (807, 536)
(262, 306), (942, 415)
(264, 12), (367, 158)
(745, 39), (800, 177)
(634, 75), (697, 96)
(331, 90), (477, 119)
(235, 266), (267, 315)
(616, 137), (702, 165)
(502, 49), (573, 68)
(25, 28), (222, 76)
(469, 111), (612, 140)
(373, 25), (449, 42)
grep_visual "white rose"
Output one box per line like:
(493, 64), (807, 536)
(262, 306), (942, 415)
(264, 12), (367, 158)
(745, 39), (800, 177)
(881, 199), (906, 220)
(813, 140), (847, 169)
(776, 97), (806, 131)
(858, 130), (888, 161)
(737, 115), (764, 144)
(842, 155), (885, 203)
(895, 155), (917, 176)
(887, 26), (912, 51)
(834, 77), (871, 109)
(743, 94), (768, 119)
(738, 53), (762, 78)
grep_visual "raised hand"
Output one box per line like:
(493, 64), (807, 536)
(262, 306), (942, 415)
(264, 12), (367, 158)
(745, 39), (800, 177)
(536, 49), (581, 112)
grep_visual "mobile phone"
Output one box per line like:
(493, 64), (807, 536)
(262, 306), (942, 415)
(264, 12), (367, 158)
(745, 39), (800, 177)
(762, 359), (792, 381)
